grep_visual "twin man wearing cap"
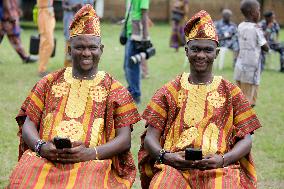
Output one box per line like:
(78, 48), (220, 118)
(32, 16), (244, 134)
(8, 6), (261, 189)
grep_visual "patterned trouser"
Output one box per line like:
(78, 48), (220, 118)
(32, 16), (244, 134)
(270, 43), (284, 69)
(0, 18), (28, 60)
(261, 43), (284, 71)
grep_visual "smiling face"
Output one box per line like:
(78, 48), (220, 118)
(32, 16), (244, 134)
(185, 39), (218, 74)
(69, 35), (103, 75)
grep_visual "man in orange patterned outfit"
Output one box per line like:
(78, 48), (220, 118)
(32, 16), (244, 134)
(8, 5), (140, 188)
(138, 10), (261, 189)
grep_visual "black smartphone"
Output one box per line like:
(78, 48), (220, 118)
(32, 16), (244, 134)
(53, 137), (72, 149)
(185, 148), (202, 161)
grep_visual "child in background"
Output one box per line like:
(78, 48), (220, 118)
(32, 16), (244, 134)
(234, 0), (269, 106)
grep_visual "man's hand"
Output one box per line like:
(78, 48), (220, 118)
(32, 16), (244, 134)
(134, 40), (152, 52)
(163, 151), (196, 170)
(56, 141), (93, 164)
(194, 154), (223, 170)
(40, 141), (59, 162)
(267, 22), (274, 29)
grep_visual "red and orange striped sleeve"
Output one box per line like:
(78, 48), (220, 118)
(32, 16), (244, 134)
(110, 81), (141, 129)
(16, 74), (55, 128)
(142, 86), (169, 131)
(231, 85), (261, 138)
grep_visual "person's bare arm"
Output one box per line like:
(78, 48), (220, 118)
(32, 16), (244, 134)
(22, 116), (41, 151)
(261, 43), (269, 52)
(22, 116), (58, 161)
(141, 9), (149, 40)
(144, 125), (163, 159)
(94, 126), (131, 159)
(223, 134), (252, 166)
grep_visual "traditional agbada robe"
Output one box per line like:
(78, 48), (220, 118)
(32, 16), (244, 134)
(138, 73), (261, 189)
(8, 67), (141, 188)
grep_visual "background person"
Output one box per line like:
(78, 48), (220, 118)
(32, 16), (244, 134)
(138, 10), (261, 189)
(37, 0), (56, 77)
(0, 0), (37, 63)
(124, 0), (151, 104)
(95, 0), (104, 18)
(141, 17), (154, 79)
(234, 0), (269, 106)
(8, 5), (140, 188)
(259, 11), (284, 72)
(214, 9), (239, 68)
(169, 0), (189, 52)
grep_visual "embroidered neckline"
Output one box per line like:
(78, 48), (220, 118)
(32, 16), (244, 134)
(64, 67), (106, 86)
(63, 67), (106, 119)
(180, 72), (222, 91)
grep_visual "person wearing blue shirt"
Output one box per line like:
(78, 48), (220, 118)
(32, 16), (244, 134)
(214, 9), (239, 68)
(259, 11), (284, 73)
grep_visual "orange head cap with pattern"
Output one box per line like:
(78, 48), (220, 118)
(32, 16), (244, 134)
(184, 10), (218, 45)
(69, 4), (100, 38)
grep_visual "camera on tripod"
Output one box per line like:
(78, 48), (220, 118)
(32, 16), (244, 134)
(130, 40), (156, 64)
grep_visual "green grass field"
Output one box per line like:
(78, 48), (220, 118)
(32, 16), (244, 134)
(0, 23), (283, 188)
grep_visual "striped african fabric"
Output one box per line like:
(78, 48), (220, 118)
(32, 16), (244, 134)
(138, 73), (261, 189)
(8, 67), (141, 189)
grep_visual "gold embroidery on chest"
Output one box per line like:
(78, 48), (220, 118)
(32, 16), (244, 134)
(42, 113), (53, 141)
(80, 97), (94, 142)
(52, 82), (69, 97)
(89, 86), (107, 102)
(89, 118), (104, 147)
(164, 112), (182, 151)
(184, 86), (207, 126)
(177, 90), (187, 108)
(56, 119), (85, 142)
(175, 127), (199, 151)
(180, 73), (222, 127)
(164, 127), (174, 151)
(65, 80), (90, 118)
(202, 123), (219, 156)
(63, 67), (106, 119)
(207, 91), (225, 108)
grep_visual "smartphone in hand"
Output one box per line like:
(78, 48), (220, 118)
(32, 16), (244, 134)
(185, 148), (202, 161)
(53, 137), (72, 149)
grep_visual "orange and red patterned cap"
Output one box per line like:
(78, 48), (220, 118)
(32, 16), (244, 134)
(184, 10), (218, 44)
(69, 4), (100, 38)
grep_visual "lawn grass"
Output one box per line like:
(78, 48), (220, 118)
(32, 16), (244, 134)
(0, 22), (283, 188)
